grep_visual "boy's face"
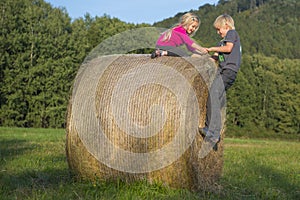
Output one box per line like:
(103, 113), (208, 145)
(215, 25), (230, 38)
(186, 21), (199, 35)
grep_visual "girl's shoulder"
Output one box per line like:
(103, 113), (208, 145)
(173, 25), (186, 34)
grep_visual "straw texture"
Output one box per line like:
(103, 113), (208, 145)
(66, 54), (225, 191)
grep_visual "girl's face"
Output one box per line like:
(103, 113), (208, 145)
(185, 21), (199, 35)
(215, 25), (230, 38)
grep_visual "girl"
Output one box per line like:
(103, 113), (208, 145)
(151, 12), (207, 58)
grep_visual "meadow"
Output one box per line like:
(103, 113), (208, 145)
(0, 127), (299, 199)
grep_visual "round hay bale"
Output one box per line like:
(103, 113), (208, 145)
(66, 54), (225, 191)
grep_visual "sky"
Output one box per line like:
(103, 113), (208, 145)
(45, 0), (219, 24)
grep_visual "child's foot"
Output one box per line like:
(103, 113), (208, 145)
(212, 137), (221, 151)
(151, 49), (161, 59)
(198, 136), (220, 158)
(198, 127), (220, 154)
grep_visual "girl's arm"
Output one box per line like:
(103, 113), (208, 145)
(191, 43), (208, 55)
(178, 32), (207, 55)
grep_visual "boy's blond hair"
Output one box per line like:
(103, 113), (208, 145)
(213, 14), (235, 30)
(162, 12), (200, 41)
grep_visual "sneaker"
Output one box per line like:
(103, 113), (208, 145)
(198, 136), (221, 158)
(198, 139), (213, 158)
(212, 137), (221, 151)
(199, 127), (220, 152)
(151, 49), (161, 59)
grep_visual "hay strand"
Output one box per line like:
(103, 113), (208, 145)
(66, 54), (225, 191)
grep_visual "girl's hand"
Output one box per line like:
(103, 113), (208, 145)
(191, 43), (208, 55)
(199, 47), (208, 54)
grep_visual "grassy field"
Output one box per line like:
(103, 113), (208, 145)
(0, 127), (299, 200)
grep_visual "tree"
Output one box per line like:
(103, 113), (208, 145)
(0, 0), (80, 127)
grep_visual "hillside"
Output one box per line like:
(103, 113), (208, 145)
(154, 0), (299, 59)
(0, 0), (299, 135)
(153, 0), (300, 135)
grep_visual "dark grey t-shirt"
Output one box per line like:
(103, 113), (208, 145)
(218, 30), (241, 72)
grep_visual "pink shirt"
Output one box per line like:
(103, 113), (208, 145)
(156, 25), (196, 52)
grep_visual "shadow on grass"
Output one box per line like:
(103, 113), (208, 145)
(0, 137), (72, 198)
(251, 163), (300, 199)
(222, 156), (300, 199)
(0, 168), (74, 199)
(1, 167), (71, 188)
(0, 138), (36, 167)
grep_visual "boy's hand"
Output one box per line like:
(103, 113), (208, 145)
(206, 47), (214, 52)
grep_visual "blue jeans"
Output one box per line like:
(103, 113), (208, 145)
(205, 68), (237, 141)
(155, 45), (189, 57)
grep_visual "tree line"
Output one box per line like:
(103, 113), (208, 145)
(0, 0), (299, 134)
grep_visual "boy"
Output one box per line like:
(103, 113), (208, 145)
(199, 14), (241, 157)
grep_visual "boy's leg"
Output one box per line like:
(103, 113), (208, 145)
(199, 68), (227, 157)
(219, 69), (237, 107)
(221, 69), (237, 91)
(205, 69), (236, 131)
(204, 71), (223, 141)
(199, 69), (237, 157)
(199, 72), (224, 157)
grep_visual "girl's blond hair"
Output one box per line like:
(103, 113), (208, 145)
(162, 12), (200, 41)
(213, 14), (235, 30)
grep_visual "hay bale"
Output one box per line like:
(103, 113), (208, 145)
(66, 54), (225, 191)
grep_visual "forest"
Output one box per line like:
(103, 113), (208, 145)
(0, 0), (299, 135)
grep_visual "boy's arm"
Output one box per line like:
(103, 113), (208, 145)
(207, 42), (233, 53)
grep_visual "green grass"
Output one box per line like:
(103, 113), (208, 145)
(0, 127), (299, 199)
